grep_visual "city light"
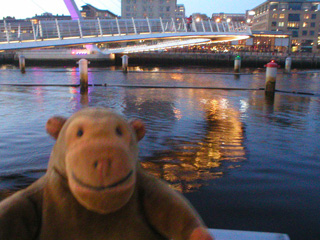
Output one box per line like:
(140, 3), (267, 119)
(71, 50), (88, 55)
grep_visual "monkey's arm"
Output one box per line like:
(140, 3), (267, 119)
(138, 170), (214, 240)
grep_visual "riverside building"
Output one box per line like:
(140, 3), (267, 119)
(208, 12), (290, 53)
(251, 0), (320, 53)
(211, 13), (246, 23)
(121, 0), (177, 19)
(176, 4), (185, 23)
(80, 4), (118, 19)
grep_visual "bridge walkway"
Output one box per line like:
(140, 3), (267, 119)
(0, 18), (251, 51)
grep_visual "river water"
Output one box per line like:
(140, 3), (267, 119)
(0, 64), (319, 240)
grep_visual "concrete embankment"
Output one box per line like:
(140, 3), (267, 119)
(115, 52), (320, 69)
(0, 50), (115, 67)
(0, 52), (15, 64)
(1, 51), (320, 69)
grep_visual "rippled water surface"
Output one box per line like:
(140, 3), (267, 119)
(0, 65), (320, 240)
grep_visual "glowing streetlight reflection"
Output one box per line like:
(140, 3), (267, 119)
(141, 95), (246, 193)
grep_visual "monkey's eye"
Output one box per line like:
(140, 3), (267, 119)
(77, 129), (84, 137)
(116, 126), (123, 136)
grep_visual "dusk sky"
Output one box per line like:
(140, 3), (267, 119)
(0, 0), (260, 19)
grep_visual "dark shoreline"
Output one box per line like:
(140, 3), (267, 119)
(1, 51), (320, 69)
(115, 52), (320, 69)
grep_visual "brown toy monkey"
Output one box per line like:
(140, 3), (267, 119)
(0, 107), (213, 240)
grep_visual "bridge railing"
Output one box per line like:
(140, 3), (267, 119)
(0, 18), (250, 44)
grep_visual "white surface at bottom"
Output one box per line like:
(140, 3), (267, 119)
(209, 229), (290, 240)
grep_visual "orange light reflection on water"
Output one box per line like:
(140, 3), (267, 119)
(141, 96), (246, 193)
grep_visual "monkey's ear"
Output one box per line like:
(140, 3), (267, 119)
(46, 116), (67, 140)
(129, 119), (146, 142)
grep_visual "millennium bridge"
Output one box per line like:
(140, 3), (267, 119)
(0, 18), (251, 53)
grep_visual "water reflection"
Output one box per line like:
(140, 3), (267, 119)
(130, 66), (161, 72)
(130, 90), (247, 193)
(0, 65), (320, 239)
(0, 65), (17, 70)
(80, 92), (89, 106)
(234, 74), (240, 80)
(249, 90), (313, 130)
(1, 84), (246, 193)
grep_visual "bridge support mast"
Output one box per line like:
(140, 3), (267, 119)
(63, 0), (82, 20)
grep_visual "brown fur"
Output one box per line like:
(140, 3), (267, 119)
(0, 107), (213, 240)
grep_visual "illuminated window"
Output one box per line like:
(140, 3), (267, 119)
(272, 13), (278, 18)
(304, 14), (310, 19)
(279, 14), (285, 19)
(303, 22), (308, 27)
(288, 22), (299, 28)
(278, 22), (284, 27)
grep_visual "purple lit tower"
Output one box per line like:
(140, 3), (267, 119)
(63, 0), (82, 20)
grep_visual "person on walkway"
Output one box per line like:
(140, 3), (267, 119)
(186, 15), (193, 31)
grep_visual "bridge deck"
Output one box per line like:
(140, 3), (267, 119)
(0, 18), (251, 51)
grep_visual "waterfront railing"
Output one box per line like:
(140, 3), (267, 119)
(0, 18), (250, 44)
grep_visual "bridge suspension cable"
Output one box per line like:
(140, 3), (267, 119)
(108, 0), (121, 9)
(29, 0), (48, 13)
